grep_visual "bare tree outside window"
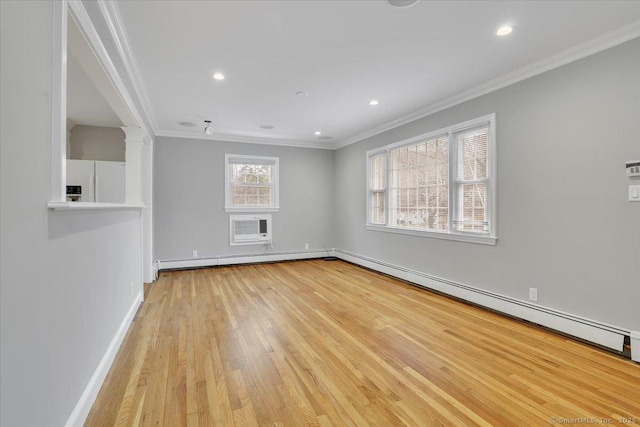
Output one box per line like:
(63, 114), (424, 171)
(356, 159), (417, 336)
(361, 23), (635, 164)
(388, 136), (449, 230)
(225, 154), (279, 212)
(366, 114), (495, 242)
(231, 164), (272, 206)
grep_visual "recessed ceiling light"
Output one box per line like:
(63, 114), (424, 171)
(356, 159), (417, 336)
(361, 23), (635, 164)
(497, 26), (513, 36)
(314, 131), (322, 136)
(260, 125), (275, 130)
(212, 73), (225, 80)
(369, 100), (379, 106)
(296, 91), (309, 96)
(387, 0), (419, 8)
(318, 136), (333, 140)
(179, 121), (197, 127)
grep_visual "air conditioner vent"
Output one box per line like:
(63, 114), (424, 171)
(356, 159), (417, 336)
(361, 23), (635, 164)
(230, 214), (272, 246)
(235, 220), (259, 236)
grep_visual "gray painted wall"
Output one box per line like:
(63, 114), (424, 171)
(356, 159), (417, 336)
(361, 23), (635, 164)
(69, 124), (126, 161)
(154, 137), (335, 260)
(334, 37), (640, 331)
(1, 2), (144, 426)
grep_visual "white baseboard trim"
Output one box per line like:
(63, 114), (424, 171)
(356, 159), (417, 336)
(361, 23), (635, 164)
(335, 249), (630, 352)
(157, 250), (328, 271)
(64, 291), (143, 427)
(631, 331), (640, 363)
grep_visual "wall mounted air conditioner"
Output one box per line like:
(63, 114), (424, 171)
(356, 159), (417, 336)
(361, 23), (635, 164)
(229, 214), (272, 246)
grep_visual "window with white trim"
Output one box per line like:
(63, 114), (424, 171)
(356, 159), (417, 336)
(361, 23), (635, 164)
(366, 114), (496, 244)
(369, 154), (386, 224)
(225, 154), (279, 212)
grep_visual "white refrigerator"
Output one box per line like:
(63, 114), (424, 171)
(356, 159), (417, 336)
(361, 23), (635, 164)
(66, 160), (125, 203)
(95, 161), (126, 203)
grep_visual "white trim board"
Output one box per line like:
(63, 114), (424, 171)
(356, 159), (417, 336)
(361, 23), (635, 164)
(155, 130), (334, 150)
(96, 0), (159, 134)
(64, 291), (143, 427)
(334, 249), (630, 353)
(157, 250), (328, 271)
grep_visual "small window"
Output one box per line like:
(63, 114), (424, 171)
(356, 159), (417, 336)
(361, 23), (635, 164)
(225, 155), (279, 212)
(368, 154), (386, 224)
(453, 126), (489, 233)
(366, 114), (496, 245)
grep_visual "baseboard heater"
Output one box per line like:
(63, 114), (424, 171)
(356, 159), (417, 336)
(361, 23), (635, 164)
(157, 250), (328, 271)
(335, 249), (632, 354)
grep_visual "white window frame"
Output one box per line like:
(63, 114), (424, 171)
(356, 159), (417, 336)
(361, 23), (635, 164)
(367, 152), (387, 225)
(225, 154), (280, 213)
(365, 113), (497, 245)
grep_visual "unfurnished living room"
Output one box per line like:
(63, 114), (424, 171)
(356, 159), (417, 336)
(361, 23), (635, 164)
(1, 1), (640, 426)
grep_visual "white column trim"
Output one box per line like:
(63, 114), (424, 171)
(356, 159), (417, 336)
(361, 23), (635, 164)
(51, 0), (67, 202)
(122, 126), (147, 205)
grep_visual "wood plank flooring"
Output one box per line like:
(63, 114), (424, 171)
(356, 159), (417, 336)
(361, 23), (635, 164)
(86, 260), (640, 426)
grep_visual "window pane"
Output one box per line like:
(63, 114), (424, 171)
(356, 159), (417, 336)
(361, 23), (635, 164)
(455, 183), (488, 232)
(227, 157), (278, 209)
(389, 136), (448, 230)
(258, 195), (271, 205)
(370, 155), (386, 190)
(457, 127), (488, 181)
(371, 191), (385, 224)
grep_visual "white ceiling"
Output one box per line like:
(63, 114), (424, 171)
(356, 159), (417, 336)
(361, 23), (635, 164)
(67, 53), (122, 128)
(116, 0), (640, 148)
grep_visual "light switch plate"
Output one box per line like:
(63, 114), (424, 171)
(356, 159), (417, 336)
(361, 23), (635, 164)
(629, 185), (640, 202)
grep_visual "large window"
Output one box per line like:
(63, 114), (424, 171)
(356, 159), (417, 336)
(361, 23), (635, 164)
(366, 114), (496, 244)
(225, 154), (279, 212)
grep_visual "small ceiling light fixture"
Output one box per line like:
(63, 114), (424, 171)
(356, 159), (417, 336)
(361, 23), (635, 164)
(296, 91), (309, 96)
(369, 99), (379, 106)
(204, 120), (214, 135)
(260, 125), (275, 129)
(497, 26), (513, 36)
(314, 131), (322, 136)
(212, 72), (225, 80)
(387, 0), (419, 8)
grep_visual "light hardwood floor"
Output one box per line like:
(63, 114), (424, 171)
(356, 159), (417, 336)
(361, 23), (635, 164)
(86, 260), (640, 426)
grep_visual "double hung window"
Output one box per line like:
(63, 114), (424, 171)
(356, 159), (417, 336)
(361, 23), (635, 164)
(225, 155), (279, 212)
(366, 114), (496, 244)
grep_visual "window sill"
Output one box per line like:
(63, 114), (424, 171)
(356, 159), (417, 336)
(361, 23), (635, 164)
(225, 207), (280, 213)
(366, 224), (497, 245)
(47, 201), (146, 211)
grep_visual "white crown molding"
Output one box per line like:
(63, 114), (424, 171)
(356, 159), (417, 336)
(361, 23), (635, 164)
(155, 129), (335, 150)
(91, 3), (640, 151)
(335, 20), (640, 150)
(96, 0), (160, 135)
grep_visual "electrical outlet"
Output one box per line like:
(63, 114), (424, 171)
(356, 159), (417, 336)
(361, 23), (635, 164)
(529, 287), (538, 302)
(192, 250), (198, 258)
(304, 243), (309, 250)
